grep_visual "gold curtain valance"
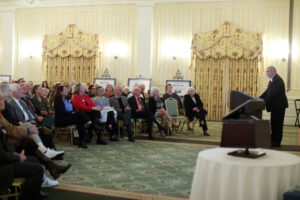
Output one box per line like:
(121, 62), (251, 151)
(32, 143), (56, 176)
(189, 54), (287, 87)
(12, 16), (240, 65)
(191, 22), (263, 60)
(42, 24), (100, 58)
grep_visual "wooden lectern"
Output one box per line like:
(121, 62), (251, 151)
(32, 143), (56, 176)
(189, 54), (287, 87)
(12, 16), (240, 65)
(221, 91), (271, 158)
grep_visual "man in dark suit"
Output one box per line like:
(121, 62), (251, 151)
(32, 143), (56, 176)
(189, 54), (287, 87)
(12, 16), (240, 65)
(109, 86), (134, 142)
(128, 86), (164, 139)
(260, 66), (288, 147)
(0, 92), (44, 200)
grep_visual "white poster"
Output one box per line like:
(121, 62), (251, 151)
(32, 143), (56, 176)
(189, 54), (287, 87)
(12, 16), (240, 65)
(94, 78), (116, 88)
(128, 78), (151, 92)
(0, 75), (11, 84)
(166, 80), (191, 96)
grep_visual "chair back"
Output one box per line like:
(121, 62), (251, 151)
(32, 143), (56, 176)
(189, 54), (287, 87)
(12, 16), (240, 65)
(165, 98), (179, 117)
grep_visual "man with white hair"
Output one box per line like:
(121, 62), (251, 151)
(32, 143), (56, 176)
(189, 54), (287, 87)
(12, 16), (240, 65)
(128, 86), (165, 139)
(110, 85), (134, 142)
(7, 83), (63, 158)
(259, 66), (288, 147)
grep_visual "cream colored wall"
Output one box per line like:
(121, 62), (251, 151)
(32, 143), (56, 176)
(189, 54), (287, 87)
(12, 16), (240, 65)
(0, 12), (2, 74)
(152, 0), (299, 125)
(14, 5), (137, 85)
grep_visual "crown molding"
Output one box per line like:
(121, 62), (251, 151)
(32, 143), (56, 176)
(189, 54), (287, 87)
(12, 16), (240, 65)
(0, 0), (251, 9)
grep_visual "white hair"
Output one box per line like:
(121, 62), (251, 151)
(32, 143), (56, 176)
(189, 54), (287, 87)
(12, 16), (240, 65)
(187, 87), (195, 93)
(150, 87), (160, 96)
(9, 83), (20, 93)
(122, 86), (130, 92)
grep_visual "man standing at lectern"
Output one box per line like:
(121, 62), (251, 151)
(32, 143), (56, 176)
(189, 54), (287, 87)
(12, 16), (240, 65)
(260, 66), (288, 147)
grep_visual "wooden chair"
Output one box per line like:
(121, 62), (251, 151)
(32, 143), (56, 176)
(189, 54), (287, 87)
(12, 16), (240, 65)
(53, 124), (77, 144)
(0, 178), (25, 200)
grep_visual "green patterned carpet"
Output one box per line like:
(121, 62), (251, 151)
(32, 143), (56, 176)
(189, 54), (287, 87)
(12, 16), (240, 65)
(51, 122), (299, 199)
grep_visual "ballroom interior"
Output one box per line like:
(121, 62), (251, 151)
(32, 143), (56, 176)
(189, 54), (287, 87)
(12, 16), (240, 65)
(0, 0), (300, 200)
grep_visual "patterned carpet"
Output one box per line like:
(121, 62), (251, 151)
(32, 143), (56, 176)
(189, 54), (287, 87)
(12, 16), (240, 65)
(51, 121), (299, 199)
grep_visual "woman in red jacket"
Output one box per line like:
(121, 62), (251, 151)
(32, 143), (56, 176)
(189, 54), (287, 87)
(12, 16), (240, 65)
(72, 83), (107, 145)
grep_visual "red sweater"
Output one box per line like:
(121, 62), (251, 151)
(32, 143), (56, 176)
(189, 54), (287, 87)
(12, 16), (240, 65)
(72, 94), (96, 112)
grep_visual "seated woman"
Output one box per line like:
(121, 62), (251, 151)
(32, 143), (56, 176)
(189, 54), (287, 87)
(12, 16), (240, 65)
(71, 83), (107, 145)
(183, 87), (209, 136)
(105, 84), (114, 98)
(148, 87), (178, 137)
(31, 85), (54, 117)
(93, 86), (118, 141)
(53, 86), (92, 148)
(163, 83), (184, 115)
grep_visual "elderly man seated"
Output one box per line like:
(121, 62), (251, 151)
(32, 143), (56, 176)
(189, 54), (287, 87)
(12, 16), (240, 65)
(128, 86), (165, 140)
(110, 85), (134, 142)
(0, 90), (71, 190)
(5, 84), (63, 159)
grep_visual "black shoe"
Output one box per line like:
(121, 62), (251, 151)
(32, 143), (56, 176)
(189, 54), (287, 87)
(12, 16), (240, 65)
(109, 136), (119, 142)
(157, 124), (166, 131)
(51, 153), (64, 160)
(129, 135), (135, 142)
(78, 143), (88, 149)
(148, 135), (154, 140)
(97, 139), (108, 145)
(271, 143), (281, 147)
(40, 191), (49, 199)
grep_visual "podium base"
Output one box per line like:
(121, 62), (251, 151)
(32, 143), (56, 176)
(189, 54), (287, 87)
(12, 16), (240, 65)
(228, 148), (266, 159)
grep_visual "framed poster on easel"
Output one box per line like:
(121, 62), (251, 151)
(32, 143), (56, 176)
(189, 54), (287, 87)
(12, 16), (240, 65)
(166, 80), (191, 97)
(128, 78), (151, 92)
(0, 75), (12, 84)
(94, 78), (116, 88)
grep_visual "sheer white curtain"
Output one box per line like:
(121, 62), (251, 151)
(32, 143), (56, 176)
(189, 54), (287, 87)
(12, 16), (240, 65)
(152, 0), (290, 93)
(14, 5), (137, 84)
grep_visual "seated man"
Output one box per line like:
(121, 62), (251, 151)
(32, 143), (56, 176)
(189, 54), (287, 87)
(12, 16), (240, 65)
(0, 128), (44, 200)
(20, 83), (54, 131)
(128, 86), (165, 139)
(162, 83), (184, 115)
(0, 91), (71, 190)
(6, 83), (63, 158)
(109, 86), (134, 142)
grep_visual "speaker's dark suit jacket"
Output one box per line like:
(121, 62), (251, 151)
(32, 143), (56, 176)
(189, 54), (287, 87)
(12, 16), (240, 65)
(260, 74), (288, 112)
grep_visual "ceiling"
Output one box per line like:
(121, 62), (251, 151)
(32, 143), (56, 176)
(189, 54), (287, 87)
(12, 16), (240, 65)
(0, 0), (250, 9)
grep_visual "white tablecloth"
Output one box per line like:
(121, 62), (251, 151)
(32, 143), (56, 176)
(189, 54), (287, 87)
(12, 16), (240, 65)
(189, 148), (300, 200)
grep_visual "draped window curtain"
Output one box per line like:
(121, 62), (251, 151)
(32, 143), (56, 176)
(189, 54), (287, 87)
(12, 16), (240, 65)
(43, 24), (100, 86)
(191, 22), (263, 121)
(46, 56), (96, 86)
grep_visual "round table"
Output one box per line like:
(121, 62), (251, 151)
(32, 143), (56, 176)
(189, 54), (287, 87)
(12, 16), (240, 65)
(189, 148), (300, 200)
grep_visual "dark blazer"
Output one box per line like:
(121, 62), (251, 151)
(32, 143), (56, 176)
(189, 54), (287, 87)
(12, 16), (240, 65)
(128, 95), (148, 118)
(109, 96), (129, 113)
(148, 96), (164, 115)
(184, 94), (207, 120)
(0, 129), (20, 192)
(260, 74), (288, 112)
(7, 98), (36, 123)
(53, 97), (75, 126)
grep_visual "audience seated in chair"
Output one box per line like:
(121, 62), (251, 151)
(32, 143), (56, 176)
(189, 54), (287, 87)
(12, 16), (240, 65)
(72, 83), (107, 145)
(93, 86), (119, 141)
(163, 83), (184, 116)
(122, 86), (131, 98)
(148, 87), (179, 137)
(5, 83), (64, 158)
(110, 85), (134, 142)
(105, 84), (114, 98)
(53, 86), (92, 149)
(0, 91), (71, 191)
(128, 86), (165, 140)
(183, 87), (209, 136)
